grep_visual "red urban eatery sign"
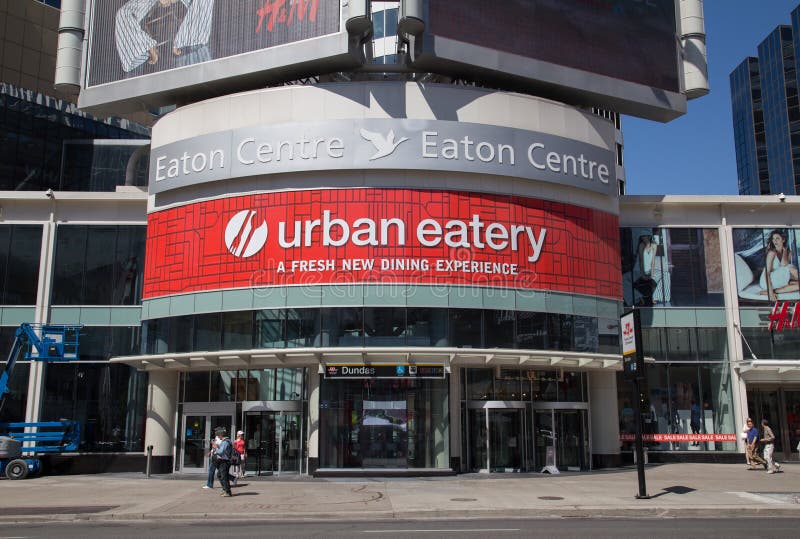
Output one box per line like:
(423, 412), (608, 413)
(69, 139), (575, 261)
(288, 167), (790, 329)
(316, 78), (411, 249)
(620, 433), (737, 443)
(142, 188), (622, 300)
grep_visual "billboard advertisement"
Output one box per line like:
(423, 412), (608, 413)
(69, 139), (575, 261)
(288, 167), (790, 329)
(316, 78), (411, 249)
(417, 0), (684, 121)
(620, 227), (724, 308)
(142, 188), (622, 299)
(87, 0), (341, 86)
(80, 0), (354, 115)
(733, 228), (800, 304)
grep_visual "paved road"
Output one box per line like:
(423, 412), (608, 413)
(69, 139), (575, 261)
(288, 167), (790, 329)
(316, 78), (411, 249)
(3, 518), (799, 539)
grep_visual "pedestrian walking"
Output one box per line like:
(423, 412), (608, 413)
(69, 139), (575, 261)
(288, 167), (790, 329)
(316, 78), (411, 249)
(203, 433), (220, 489)
(741, 422), (752, 469)
(760, 419), (782, 474)
(233, 430), (247, 482)
(745, 418), (767, 470)
(212, 427), (233, 497)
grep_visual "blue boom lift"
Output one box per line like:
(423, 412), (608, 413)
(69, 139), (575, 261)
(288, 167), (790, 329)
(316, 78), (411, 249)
(0, 323), (82, 479)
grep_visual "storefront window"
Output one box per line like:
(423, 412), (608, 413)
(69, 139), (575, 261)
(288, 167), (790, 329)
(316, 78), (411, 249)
(41, 363), (147, 452)
(222, 311), (253, 350)
(319, 377), (449, 469)
(364, 307), (406, 347)
(286, 308), (320, 348)
(450, 309), (482, 348)
(617, 364), (735, 452)
(406, 308), (448, 346)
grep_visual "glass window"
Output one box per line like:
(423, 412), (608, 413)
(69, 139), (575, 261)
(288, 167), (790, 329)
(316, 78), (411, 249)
(323, 307), (363, 347)
(696, 328), (727, 360)
(222, 311), (253, 350)
(319, 376), (449, 469)
(0, 225), (42, 305)
(533, 370), (559, 401)
(210, 370), (236, 401)
(559, 371), (586, 402)
(78, 326), (141, 361)
(666, 328), (696, 361)
(41, 363), (147, 452)
(0, 357), (28, 423)
(547, 313), (572, 350)
(484, 310), (514, 348)
(466, 368), (493, 400)
(364, 307), (406, 347)
(449, 309), (482, 348)
(194, 313), (221, 351)
(286, 308), (320, 348)
(256, 309), (284, 348)
(516, 311), (547, 349)
(51, 225), (146, 305)
(182, 371), (210, 402)
(276, 368), (303, 400)
(407, 308), (448, 347)
(496, 368), (521, 400)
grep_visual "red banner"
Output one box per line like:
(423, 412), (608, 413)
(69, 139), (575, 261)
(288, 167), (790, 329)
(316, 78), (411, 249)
(620, 433), (737, 443)
(143, 188), (621, 300)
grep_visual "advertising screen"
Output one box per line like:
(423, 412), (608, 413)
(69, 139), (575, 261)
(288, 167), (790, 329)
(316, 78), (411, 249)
(87, 0), (341, 86)
(419, 0), (684, 121)
(732, 228), (800, 304)
(619, 227), (723, 308)
(142, 188), (622, 300)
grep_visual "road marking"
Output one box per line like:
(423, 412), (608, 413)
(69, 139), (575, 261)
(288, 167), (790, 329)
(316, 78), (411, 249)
(363, 530), (520, 534)
(728, 491), (790, 504)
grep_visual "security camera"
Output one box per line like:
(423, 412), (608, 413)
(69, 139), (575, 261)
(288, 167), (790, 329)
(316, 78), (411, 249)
(45, 189), (54, 198)
(779, 192), (786, 201)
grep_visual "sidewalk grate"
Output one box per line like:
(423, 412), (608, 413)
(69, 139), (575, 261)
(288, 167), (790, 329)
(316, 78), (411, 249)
(2, 506), (117, 516)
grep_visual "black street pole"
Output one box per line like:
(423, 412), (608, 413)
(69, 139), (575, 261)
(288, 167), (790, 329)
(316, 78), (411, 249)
(632, 375), (649, 499)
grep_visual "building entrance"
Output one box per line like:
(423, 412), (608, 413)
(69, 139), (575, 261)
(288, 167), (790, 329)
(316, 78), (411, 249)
(747, 387), (800, 461)
(467, 402), (530, 472)
(180, 403), (236, 473)
(242, 401), (304, 475)
(533, 406), (590, 472)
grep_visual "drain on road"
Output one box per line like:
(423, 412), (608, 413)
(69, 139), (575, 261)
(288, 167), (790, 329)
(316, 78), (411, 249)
(450, 498), (478, 502)
(538, 496), (564, 500)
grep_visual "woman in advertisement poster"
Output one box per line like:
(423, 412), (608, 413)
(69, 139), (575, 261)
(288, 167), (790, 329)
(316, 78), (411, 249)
(114, 0), (213, 73)
(758, 229), (800, 301)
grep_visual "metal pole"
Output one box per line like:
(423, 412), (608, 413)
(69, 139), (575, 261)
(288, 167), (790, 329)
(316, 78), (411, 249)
(633, 377), (649, 499)
(146, 444), (153, 478)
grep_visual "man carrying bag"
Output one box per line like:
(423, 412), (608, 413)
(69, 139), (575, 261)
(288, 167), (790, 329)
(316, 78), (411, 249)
(212, 427), (233, 497)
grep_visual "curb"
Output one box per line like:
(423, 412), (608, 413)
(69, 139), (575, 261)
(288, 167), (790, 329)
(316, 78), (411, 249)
(1, 505), (799, 523)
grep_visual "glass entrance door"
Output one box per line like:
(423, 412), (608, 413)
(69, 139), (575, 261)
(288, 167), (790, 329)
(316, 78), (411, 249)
(245, 411), (303, 475)
(181, 413), (233, 473)
(532, 408), (589, 471)
(489, 410), (523, 471)
(467, 405), (529, 472)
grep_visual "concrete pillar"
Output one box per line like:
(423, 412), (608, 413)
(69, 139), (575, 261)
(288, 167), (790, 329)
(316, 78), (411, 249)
(448, 366), (462, 471)
(307, 369), (320, 473)
(144, 370), (179, 461)
(589, 370), (621, 468)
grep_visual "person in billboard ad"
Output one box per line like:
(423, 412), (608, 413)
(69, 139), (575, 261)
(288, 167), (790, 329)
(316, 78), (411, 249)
(114, 0), (214, 74)
(733, 228), (800, 303)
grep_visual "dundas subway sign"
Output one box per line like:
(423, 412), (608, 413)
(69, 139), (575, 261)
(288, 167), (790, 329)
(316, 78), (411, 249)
(142, 188), (622, 300)
(149, 119), (616, 196)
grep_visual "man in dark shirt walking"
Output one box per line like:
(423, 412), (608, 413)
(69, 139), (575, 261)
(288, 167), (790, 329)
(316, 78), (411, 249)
(212, 427), (233, 497)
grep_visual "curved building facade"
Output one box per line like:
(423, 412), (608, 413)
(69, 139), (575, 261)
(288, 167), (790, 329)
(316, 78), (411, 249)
(118, 82), (626, 474)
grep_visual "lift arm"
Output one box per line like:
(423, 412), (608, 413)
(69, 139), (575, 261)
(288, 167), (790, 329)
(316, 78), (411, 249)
(0, 323), (82, 415)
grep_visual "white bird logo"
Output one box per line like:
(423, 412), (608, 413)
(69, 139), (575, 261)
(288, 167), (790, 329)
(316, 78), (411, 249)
(359, 128), (409, 160)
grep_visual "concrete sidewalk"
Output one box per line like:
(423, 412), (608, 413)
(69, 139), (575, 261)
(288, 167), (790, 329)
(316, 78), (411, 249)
(1, 463), (798, 522)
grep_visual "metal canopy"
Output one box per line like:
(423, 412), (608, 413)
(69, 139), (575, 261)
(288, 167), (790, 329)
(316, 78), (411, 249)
(110, 347), (623, 372)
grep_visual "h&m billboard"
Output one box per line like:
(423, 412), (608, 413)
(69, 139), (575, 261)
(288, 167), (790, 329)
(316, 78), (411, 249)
(414, 0), (685, 121)
(80, 0), (354, 114)
(142, 188), (622, 300)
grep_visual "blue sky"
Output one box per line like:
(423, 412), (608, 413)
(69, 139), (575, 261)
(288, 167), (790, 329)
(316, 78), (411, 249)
(623, 1), (800, 195)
